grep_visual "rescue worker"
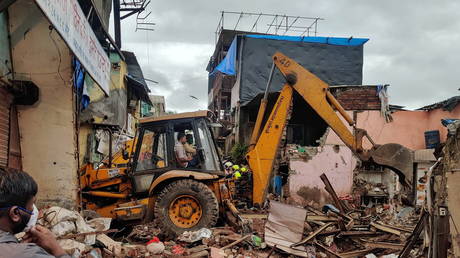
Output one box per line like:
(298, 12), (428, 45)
(0, 167), (69, 257)
(223, 161), (233, 175)
(232, 164), (242, 179)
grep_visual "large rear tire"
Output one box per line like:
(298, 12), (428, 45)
(154, 179), (219, 237)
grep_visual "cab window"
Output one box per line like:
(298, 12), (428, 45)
(136, 127), (168, 171)
(197, 120), (220, 171)
(173, 122), (200, 169)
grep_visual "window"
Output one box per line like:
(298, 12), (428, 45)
(197, 120), (220, 171)
(136, 128), (168, 171)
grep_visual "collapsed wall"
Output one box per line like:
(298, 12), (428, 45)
(434, 122), (460, 257)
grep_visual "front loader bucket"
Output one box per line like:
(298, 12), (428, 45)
(369, 143), (414, 188)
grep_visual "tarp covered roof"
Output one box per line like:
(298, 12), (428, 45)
(418, 96), (460, 111)
(210, 35), (369, 76)
(122, 51), (151, 105)
(245, 34), (369, 46)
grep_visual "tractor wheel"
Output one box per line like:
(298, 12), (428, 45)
(154, 179), (219, 237)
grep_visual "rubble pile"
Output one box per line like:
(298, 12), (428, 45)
(34, 173), (422, 257)
(260, 173), (422, 257)
(37, 206), (148, 257)
(262, 199), (420, 257)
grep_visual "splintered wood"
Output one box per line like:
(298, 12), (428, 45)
(262, 173), (420, 257)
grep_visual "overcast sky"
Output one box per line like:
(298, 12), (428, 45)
(113, 0), (459, 112)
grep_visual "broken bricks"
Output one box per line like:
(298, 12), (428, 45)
(36, 172), (421, 258)
(256, 173), (421, 257)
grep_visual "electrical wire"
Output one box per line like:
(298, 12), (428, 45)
(48, 28), (66, 85)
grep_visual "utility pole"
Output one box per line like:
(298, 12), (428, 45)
(113, 0), (121, 48)
(112, 0), (155, 49)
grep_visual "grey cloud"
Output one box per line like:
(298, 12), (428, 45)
(117, 0), (460, 111)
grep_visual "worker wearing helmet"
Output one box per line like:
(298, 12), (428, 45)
(224, 161), (233, 169)
(232, 164), (241, 179)
(223, 162), (233, 175)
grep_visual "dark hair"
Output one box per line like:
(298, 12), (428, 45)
(177, 132), (186, 141)
(0, 167), (38, 212)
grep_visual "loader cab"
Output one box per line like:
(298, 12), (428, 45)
(131, 111), (224, 193)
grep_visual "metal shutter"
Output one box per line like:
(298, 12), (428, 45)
(0, 88), (12, 167)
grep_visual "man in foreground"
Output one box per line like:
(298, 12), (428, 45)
(0, 167), (69, 258)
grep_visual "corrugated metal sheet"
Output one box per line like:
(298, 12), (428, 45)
(0, 88), (11, 167)
(414, 148), (436, 162)
(8, 105), (21, 170)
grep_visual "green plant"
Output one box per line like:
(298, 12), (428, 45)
(230, 142), (248, 165)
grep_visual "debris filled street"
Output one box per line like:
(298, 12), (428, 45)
(1, 1), (460, 257)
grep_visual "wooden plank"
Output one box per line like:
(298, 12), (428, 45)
(265, 233), (311, 257)
(370, 222), (401, 236)
(314, 241), (342, 258)
(221, 235), (251, 250)
(305, 205), (325, 215)
(292, 222), (334, 247)
(306, 215), (339, 222)
(399, 211), (427, 258)
(240, 214), (268, 219)
(376, 221), (413, 233)
(361, 240), (404, 250)
(320, 173), (347, 213)
(340, 248), (377, 258)
(338, 231), (383, 237)
(316, 229), (341, 237)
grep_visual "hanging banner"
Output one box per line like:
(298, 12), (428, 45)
(35, 0), (110, 95)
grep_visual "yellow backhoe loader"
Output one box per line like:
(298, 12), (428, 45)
(79, 52), (412, 237)
(247, 52), (413, 205)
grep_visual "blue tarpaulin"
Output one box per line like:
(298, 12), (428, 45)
(246, 34), (369, 46)
(72, 58), (90, 110)
(210, 37), (237, 76)
(210, 35), (368, 77)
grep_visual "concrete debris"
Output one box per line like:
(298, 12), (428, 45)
(127, 222), (161, 242)
(39, 206), (115, 256)
(37, 170), (424, 258)
(145, 237), (165, 254)
(178, 228), (212, 243)
(255, 173), (422, 257)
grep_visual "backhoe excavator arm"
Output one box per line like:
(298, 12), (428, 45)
(248, 52), (413, 206)
(271, 52), (372, 156)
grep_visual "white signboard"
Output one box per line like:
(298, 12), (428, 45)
(35, 0), (110, 95)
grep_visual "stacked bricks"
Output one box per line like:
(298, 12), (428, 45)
(331, 86), (381, 110)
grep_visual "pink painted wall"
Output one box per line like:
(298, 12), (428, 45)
(289, 105), (460, 204)
(326, 104), (460, 149)
(289, 145), (356, 206)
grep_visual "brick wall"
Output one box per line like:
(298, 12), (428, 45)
(331, 86), (381, 110)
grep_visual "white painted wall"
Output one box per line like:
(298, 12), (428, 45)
(9, 0), (78, 208)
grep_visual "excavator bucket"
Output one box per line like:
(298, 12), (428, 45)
(368, 143), (414, 188)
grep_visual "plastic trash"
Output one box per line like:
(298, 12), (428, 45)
(146, 237), (165, 254)
(178, 228), (212, 243)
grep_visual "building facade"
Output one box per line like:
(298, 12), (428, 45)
(0, 0), (150, 208)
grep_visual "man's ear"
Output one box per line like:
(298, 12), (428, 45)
(8, 207), (21, 222)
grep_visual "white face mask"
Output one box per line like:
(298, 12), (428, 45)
(24, 204), (38, 232)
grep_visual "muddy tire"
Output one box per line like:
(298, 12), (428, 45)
(154, 179), (219, 237)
